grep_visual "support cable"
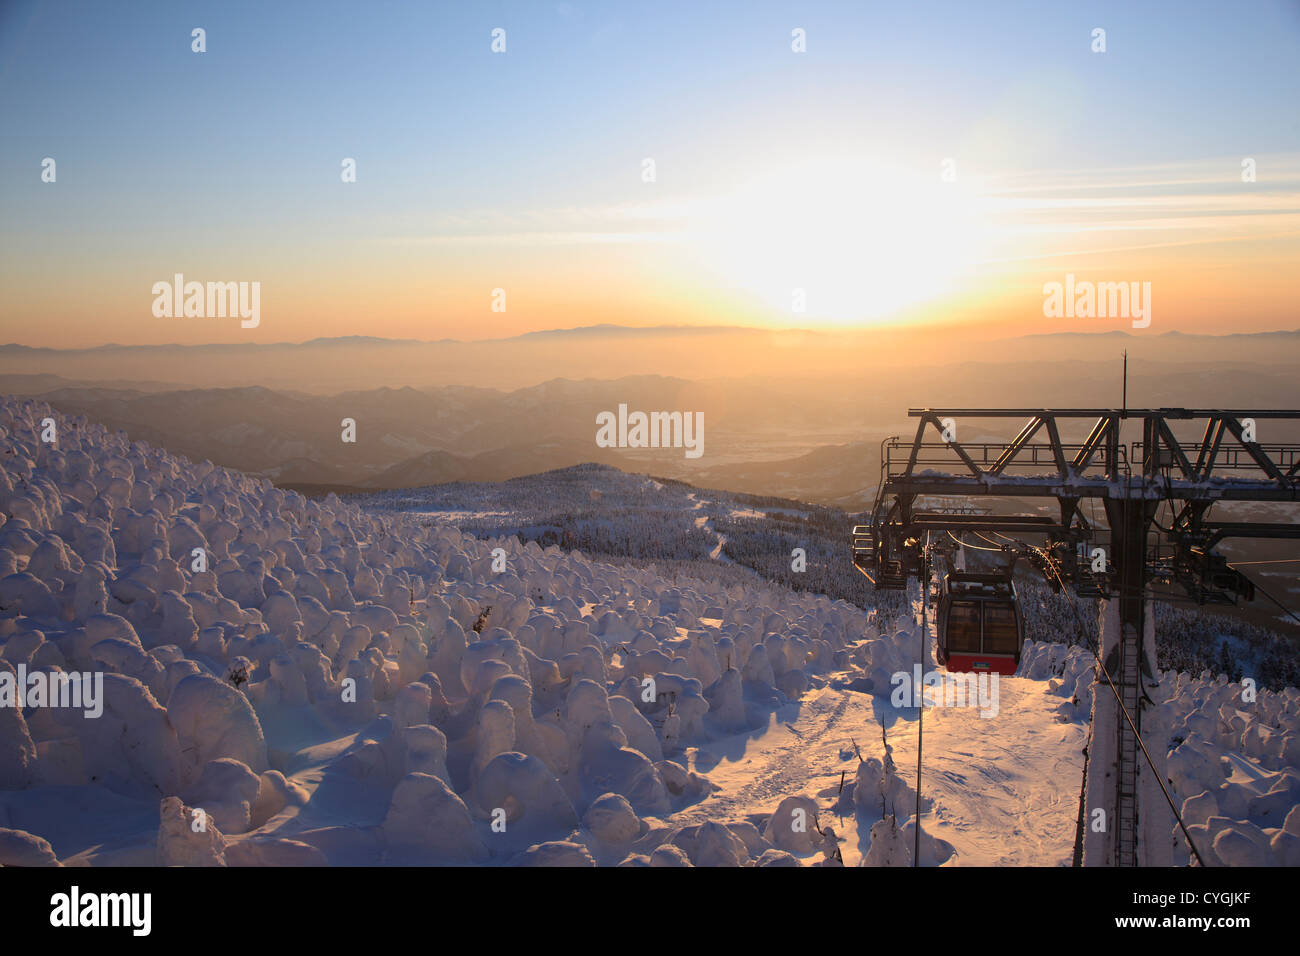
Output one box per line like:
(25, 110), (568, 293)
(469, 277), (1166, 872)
(914, 536), (927, 867)
(1045, 561), (1207, 867)
(1228, 565), (1300, 628)
(946, 531), (1002, 553)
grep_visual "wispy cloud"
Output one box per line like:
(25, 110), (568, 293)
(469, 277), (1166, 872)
(970, 154), (1300, 261)
(366, 200), (692, 246)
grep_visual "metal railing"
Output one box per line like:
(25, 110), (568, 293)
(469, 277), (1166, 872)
(883, 440), (1129, 477)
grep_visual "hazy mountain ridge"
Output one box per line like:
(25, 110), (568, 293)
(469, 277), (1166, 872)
(12, 355), (1299, 507)
(4, 325), (1297, 393)
(5, 324), (1297, 354)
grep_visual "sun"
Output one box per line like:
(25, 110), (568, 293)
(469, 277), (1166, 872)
(683, 156), (987, 325)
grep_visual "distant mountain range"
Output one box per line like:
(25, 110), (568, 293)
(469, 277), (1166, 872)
(2, 324), (1296, 393)
(5, 323), (1297, 354)
(6, 351), (1296, 507)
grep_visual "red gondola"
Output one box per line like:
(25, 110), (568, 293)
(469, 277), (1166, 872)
(935, 570), (1023, 675)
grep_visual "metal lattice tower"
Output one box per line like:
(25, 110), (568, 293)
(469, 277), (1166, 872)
(854, 406), (1300, 866)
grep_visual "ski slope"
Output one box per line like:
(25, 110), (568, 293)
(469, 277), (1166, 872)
(0, 398), (1296, 867)
(667, 627), (1087, 866)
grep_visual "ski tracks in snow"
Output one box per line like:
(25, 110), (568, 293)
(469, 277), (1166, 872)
(885, 675), (1087, 865)
(663, 677), (1086, 866)
(685, 492), (731, 563)
(670, 687), (865, 840)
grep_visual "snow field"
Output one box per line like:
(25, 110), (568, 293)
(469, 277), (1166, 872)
(0, 399), (887, 866)
(1019, 639), (1300, 865)
(1, 397), (1295, 867)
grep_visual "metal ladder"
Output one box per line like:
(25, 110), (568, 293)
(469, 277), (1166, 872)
(1115, 627), (1142, 866)
(853, 524), (907, 589)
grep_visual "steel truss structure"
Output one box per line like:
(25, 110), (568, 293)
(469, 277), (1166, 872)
(853, 407), (1300, 866)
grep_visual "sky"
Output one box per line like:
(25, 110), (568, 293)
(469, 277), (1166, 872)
(1, 0), (1298, 347)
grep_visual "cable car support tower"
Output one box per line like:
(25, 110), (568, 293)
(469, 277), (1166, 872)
(852, 404), (1300, 866)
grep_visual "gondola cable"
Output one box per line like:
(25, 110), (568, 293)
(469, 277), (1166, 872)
(914, 533), (929, 867)
(861, 524), (1257, 866)
(1046, 560), (1208, 866)
(946, 531), (1002, 553)
(1227, 564), (1300, 628)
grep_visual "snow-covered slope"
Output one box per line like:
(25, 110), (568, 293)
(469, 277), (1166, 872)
(0, 398), (879, 866)
(1019, 641), (1300, 865)
(0, 397), (1296, 867)
(359, 464), (904, 621)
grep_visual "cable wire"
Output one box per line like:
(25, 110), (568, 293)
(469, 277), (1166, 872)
(1228, 564), (1300, 628)
(975, 531), (1009, 550)
(914, 535), (928, 867)
(946, 531), (1002, 553)
(1045, 560), (1208, 867)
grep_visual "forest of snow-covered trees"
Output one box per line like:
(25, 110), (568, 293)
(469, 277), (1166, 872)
(358, 464), (1297, 690)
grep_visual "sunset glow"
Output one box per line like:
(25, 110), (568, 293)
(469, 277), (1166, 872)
(1, 1), (1297, 346)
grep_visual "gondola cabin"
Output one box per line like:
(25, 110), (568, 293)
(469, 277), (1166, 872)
(935, 571), (1023, 675)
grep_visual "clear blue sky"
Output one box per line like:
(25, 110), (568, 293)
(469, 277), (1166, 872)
(2, 0), (1298, 344)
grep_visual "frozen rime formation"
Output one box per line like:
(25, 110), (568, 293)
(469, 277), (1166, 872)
(1020, 638), (1300, 867)
(382, 772), (487, 863)
(0, 399), (1296, 866)
(0, 826), (60, 866)
(763, 795), (823, 855)
(471, 751), (579, 855)
(168, 673), (268, 780)
(156, 796), (226, 867)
